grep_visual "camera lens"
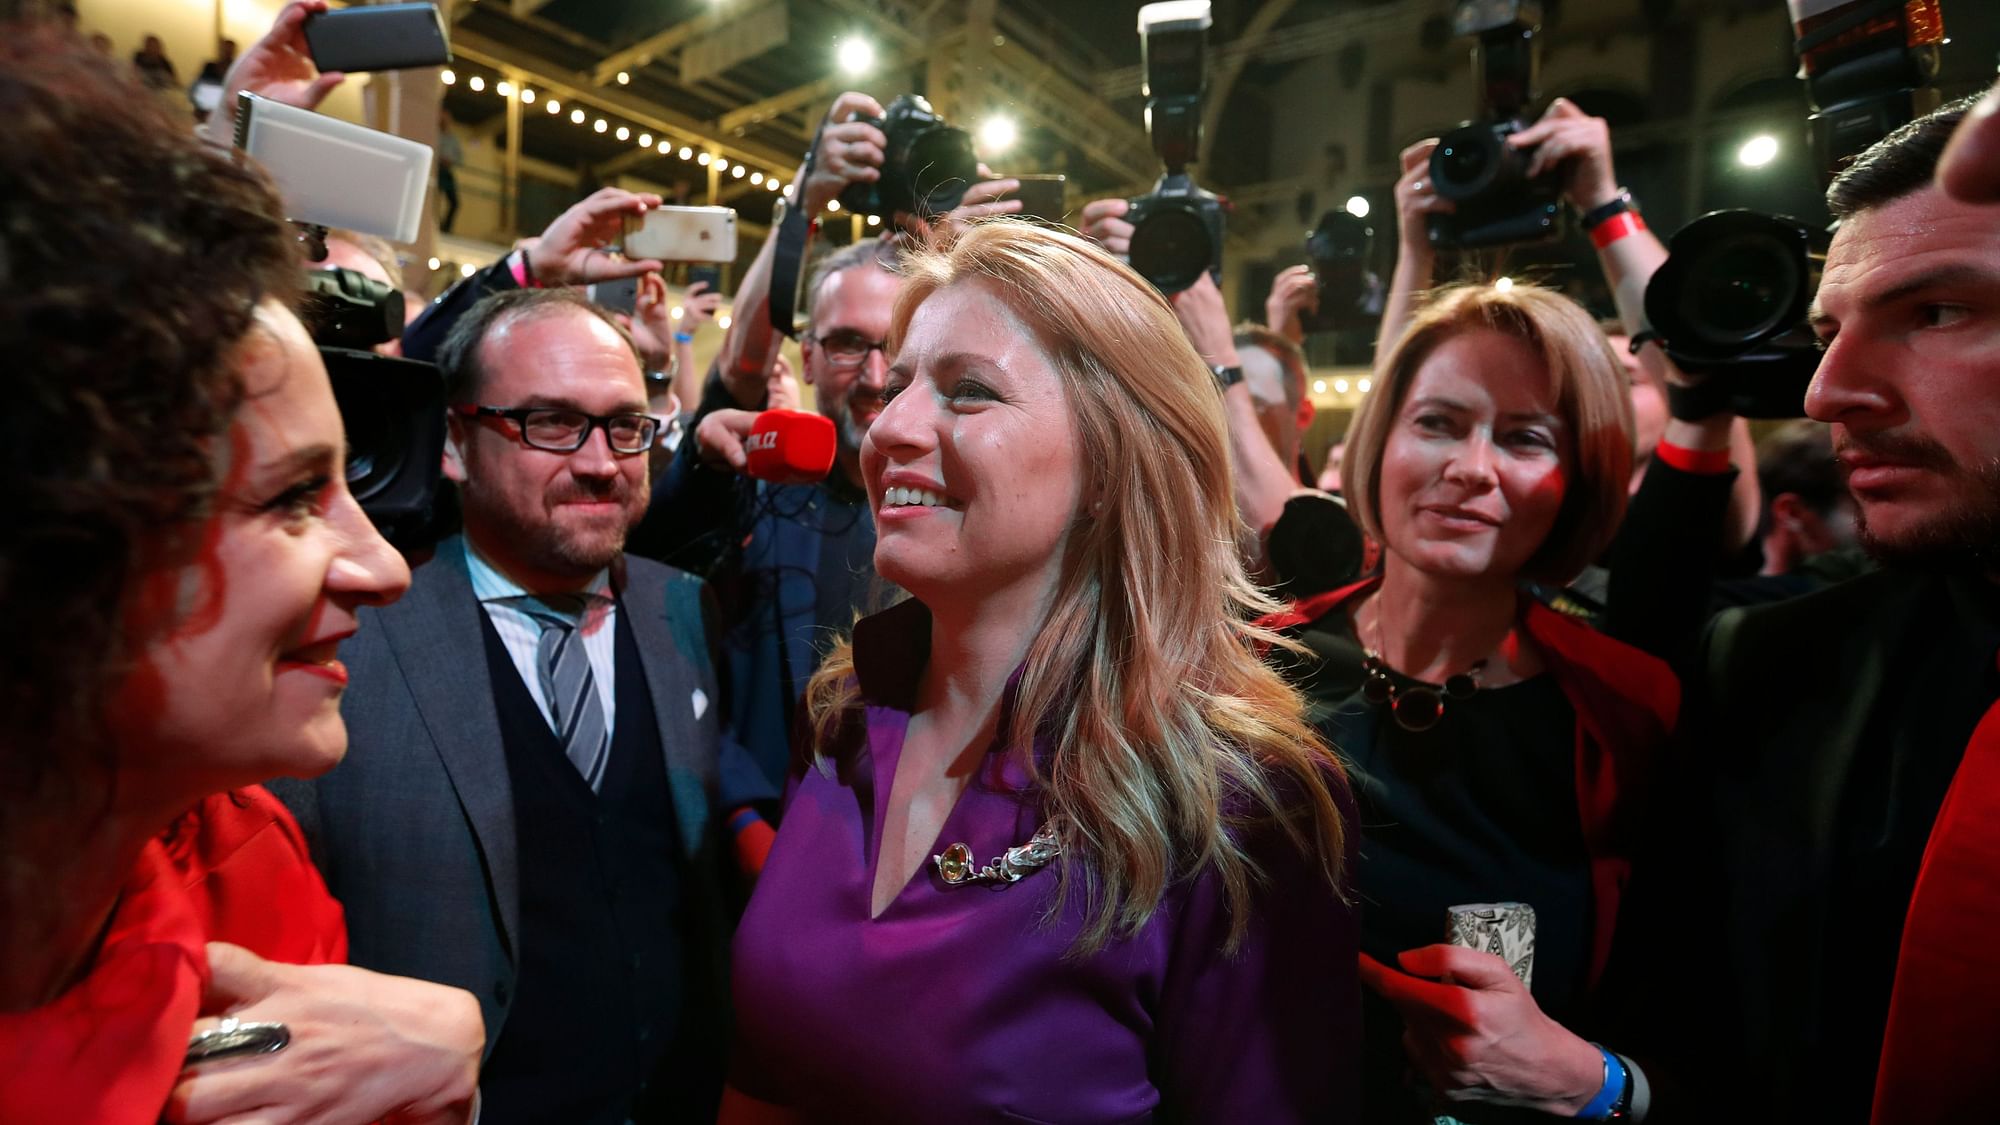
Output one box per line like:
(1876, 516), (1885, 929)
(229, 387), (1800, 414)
(1130, 205), (1212, 294)
(1646, 210), (1815, 363)
(1681, 236), (1804, 345)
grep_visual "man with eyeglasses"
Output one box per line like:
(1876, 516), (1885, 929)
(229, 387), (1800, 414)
(278, 288), (767, 1123)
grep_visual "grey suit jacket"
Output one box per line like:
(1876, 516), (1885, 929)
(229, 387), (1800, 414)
(274, 537), (735, 1050)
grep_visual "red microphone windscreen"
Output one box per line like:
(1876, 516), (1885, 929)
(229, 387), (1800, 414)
(744, 409), (836, 482)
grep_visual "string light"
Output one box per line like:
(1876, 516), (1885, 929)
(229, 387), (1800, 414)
(670, 307), (683, 320)
(467, 75), (484, 92)
(521, 88), (536, 104)
(866, 214), (881, 226)
(495, 80), (513, 98)
(750, 171), (764, 185)
(460, 263), (476, 277)
(426, 256), (442, 270)
(679, 146), (693, 160)
(714, 159), (730, 173)
(766, 178), (780, 192)
(616, 71), (631, 85)
(1332, 378), (1349, 394)
(697, 153), (711, 166)
(547, 99), (560, 115)
(827, 199), (840, 212)
(570, 108), (585, 124)
(658, 140), (671, 154)
(718, 314), (732, 330)
(731, 164), (746, 179)
(440, 68), (456, 85)
(615, 125), (630, 141)
(594, 119), (608, 134)
(638, 133), (652, 147)
(1358, 377), (1373, 393)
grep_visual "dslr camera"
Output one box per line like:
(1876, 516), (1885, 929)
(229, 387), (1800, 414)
(1641, 209), (1822, 420)
(838, 94), (978, 219)
(1426, 0), (1563, 249)
(1298, 210), (1383, 333)
(300, 262), (447, 548)
(1126, 1), (1226, 294)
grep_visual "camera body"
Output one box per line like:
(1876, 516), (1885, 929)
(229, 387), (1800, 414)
(1127, 172), (1226, 295)
(1128, 1), (1223, 294)
(1426, 118), (1563, 249)
(837, 94), (977, 219)
(1643, 209), (1821, 419)
(1298, 210), (1382, 334)
(301, 265), (446, 547)
(1426, 0), (1563, 250)
(303, 266), (405, 351)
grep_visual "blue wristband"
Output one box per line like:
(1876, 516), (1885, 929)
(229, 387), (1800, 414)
(673, 330), (695, 344)
(1575, 1044), (1626, 1120)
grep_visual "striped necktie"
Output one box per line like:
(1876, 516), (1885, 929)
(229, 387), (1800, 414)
(522, 596), (610, 792)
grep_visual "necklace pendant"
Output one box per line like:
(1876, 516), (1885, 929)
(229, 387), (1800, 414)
(1391, 685), (1446, 732)
(934, 842), (976, 885)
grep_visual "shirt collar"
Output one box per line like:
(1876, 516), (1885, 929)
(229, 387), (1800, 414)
(462, 536), (613, 608)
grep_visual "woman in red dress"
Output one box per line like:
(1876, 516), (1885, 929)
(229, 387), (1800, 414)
(0, 24), (480, 1125)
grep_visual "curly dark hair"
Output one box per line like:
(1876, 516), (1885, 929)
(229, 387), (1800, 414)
(0, 27), (302, 816)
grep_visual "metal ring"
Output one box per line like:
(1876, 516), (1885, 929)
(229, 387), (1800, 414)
(185, 1017), (291, 1065)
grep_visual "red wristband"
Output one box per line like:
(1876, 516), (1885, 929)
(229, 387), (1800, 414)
(507, 248), (544, 289)
(1589, 211), (1646, 250)
(1654, 439), (1731, 475)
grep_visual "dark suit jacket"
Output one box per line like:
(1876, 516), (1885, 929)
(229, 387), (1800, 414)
(1611, 566), (1997, 1120)
(274, 537), (739, 1055)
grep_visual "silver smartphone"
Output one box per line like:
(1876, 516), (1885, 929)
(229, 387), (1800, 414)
(622, 206), (737, 263)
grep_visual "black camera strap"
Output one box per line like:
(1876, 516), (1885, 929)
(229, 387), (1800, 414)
(768, 123), (825, 341)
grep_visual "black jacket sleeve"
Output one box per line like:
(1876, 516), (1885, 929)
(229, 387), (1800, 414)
(400, 256), (522, 364)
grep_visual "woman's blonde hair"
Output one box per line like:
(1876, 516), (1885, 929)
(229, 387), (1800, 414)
(805, 220), (1349, 952)
(1344, 282), (1635, 583)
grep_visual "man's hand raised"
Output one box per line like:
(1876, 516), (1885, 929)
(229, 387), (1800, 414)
(527, 188), (666, 288)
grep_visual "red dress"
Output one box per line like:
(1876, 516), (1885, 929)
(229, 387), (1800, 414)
(0, 786), (347, 1124)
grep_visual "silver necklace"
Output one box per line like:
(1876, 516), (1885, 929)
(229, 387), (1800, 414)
(933, 818), (1064, 887)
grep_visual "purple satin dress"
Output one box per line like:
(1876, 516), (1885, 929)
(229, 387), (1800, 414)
(730, 601), (1360, 1122)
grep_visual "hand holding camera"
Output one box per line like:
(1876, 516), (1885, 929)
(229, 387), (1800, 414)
(801, 92), (887, 215)
(1509, 98), (1624, 214)
(1264, 265), (1318, 344)
(836, 94), (978, 220)
(1079, 198), (1135, 257)
(1392, 138), (1452, 257)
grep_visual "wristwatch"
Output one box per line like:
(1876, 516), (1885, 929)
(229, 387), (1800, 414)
(1580, 189), (1636, 232)
(1211, 363), (1245, 391)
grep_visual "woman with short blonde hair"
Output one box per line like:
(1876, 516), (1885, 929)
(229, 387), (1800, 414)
(724, 220), (1359, 1122)
(1343, 282), (1635, 584)
(1265, 279), (1677, 1122)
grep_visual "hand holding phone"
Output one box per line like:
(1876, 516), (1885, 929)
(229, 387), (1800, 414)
(304, 2), (451, 74)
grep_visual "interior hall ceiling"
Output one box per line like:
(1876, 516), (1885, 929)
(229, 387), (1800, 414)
(440, 0), (1445, 220)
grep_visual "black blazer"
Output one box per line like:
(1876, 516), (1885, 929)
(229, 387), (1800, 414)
(274, 537), (737, 1052)
(1611, 566), (1995, 1119)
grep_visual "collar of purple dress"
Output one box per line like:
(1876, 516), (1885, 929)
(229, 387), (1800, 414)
(849, 597), (1043, 794)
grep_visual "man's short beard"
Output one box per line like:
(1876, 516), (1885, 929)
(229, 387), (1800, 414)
(458, 478), (637, 580)
(1858, 457), (2000, 570)
(824, 391), (875, 459)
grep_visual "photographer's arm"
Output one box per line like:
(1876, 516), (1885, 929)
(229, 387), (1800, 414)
(1375, 139), (1449, 361)
(403, 188), (663, 362)
(1171, 274), (1299, 573)
(1515, 98), (1759, 552)
(714, 93), (887, 410)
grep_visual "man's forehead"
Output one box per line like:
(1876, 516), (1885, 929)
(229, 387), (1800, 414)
(1817, 187), (2000, 314)
(482, 307), (644, 395)
(814, 262), (899, 327)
